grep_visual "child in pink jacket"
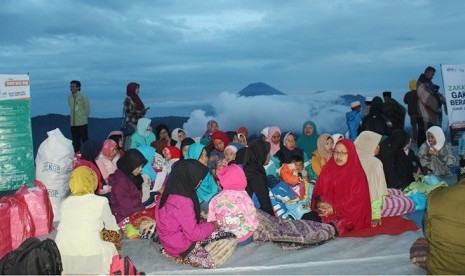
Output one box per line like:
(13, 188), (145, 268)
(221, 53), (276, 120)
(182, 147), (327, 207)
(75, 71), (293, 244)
(208, 164), (258, 245)
(156, 159), (219, 259)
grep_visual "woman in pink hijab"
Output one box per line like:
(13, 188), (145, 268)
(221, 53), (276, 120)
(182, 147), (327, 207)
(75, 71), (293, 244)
(267, 126), (282, 156)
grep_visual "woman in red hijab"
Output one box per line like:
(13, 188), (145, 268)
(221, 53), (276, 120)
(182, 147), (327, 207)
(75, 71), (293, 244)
(311, 139), (371, 235)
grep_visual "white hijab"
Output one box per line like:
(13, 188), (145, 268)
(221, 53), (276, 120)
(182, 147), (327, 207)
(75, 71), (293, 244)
(354, 131), (389, 201)
(426, 126), (445, 151)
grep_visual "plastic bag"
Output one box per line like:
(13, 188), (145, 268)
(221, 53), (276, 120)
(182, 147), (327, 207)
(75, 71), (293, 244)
(35, 128), (74, 221)
(0, 202), (12, 259)
(0, 197), (35, 250)
(14, 181), (54, 236)
(407, 192), (427, 211)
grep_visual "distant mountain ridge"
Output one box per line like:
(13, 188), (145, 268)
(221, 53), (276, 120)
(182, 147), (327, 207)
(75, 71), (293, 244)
(31, 114), (188, 156)
(237, 82), (286, 97)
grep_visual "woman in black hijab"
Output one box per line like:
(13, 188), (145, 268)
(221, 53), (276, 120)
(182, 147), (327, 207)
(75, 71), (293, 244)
(235, 139), (274, 216)
(377, 129), (415, 190)
(359, 96), (392, 136)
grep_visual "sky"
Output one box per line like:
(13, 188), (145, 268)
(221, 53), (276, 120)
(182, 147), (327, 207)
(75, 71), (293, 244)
(1, 0), (465, 120)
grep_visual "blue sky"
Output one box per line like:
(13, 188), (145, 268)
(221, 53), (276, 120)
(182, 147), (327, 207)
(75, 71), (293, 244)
(1, 0), (464, 118)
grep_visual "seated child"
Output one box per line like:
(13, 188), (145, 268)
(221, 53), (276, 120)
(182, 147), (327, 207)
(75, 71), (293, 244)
(418, 126), (456, 176)
(208, 164), (258, 245)
(216, 145), (237, 172)
(278, 155), (309, 200)
(162, 146), (181, 175)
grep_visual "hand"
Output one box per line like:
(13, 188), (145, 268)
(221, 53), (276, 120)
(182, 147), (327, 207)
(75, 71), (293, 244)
(317, 202), (334, 217)
(427, 148), (438, 156)
(371, 219), (382, 227)
(212, 220), (221, 230)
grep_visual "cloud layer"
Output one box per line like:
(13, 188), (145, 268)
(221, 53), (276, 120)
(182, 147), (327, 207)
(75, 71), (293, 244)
(1, 0), (464, 118)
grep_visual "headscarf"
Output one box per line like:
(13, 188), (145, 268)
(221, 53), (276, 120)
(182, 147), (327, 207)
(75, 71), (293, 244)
(354, 131), (389, 201)
(158, 159), (209, 223)
(311, 139), (371, 231)
(217, 164), (246, 191)
(80, 140), (103, 165)
(296, 120), (319, 157)
(426, 126), (445, 151)
(162, 146), (181, 159)
(101, 139), (118, 160)
(224, 145), (238, 154)
(203, 120), (218, 138)
(69, 166), (98, 196)
(171, 128), (185, 148)
(267, 126), (281, 155)
(261, 127), (270, 139)
(107, 130), (123, 139)
(136, 118), (152, 137)
(237, 133), (248, 145)
(368, 96), (384, 116)
(180, 137), (196, 159)
(236, 140), (270, 175)
(136, 145), (156, 182)
(275, 132), (303, 164)
(116, 149), (148, 190)
(331, 133), (344, 148)
(210, 130), (230, 153)
(225, 131), (237, 143)
(185, 143), (206, 161)
(126, 82), (145, 110)
(377, 129), (411, 190)
(316, 133), (333, 161)
(237, 126), (249, 137)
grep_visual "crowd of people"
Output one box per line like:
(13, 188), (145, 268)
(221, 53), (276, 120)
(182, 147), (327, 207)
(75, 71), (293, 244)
(57, 66), (465, 274)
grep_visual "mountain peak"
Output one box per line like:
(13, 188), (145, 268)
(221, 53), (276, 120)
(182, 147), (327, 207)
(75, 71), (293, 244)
(237, 82), (286, 97)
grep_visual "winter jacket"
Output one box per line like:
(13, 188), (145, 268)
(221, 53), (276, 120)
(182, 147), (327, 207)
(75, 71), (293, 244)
(156, 194), (215, 258)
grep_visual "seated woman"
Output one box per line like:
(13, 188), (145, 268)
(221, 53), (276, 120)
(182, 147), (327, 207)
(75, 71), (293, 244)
(130, 118), (156, 149)
(296, 120), (319, 159)
(310, 139), (371, 235)
(108, 130), (125, 157)
(74, 140), (106, 195)
(136, 145), (157, 204)
(355, 131), (414, 227)
(185, 143), (220, 213)
(207, 130), (230, 171)
(418, 126), (457, 177)
(310, 133), (334, 180)
(156, 159), (230, 269)
(235, 140), (275, 217)
(55, 166), (120, 275)
(96, 139), (120, 184)
(378, 129), (419, 190)
(108, 149), (148, 228)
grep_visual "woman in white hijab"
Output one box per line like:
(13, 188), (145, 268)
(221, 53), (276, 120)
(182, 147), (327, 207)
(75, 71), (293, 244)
(355, 131), (415, 226)
(418, 126), (456, 176)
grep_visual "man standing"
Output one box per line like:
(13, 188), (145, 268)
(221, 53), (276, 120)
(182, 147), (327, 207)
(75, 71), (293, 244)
(346, 101), (362, 141)
(403, 80), (421, 144)
(382, 91), (406, 131)
(68, 80), (90, 153)
(416, 66), (440, 146)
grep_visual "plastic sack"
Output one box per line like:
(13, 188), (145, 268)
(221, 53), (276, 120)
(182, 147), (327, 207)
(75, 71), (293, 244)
(35, 128), (74, 221)
(0, 196), (35, 250)
(407, 192), (427, 211)
(0, 202), (12, 259)
(14, 181), (54, 236)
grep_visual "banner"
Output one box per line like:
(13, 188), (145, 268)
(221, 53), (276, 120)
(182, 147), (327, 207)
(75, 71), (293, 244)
(441, 64), (465, 126)
(441, 64), (465, 145)
(0, 74), (34, 191)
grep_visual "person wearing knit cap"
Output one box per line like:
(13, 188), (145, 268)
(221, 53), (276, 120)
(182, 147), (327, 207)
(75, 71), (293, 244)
(224, 145), (238, 164)
(346, 101), (363, 141)
(382, 91), (406, 131)
(208, 164), (258, 245)
(237, 126), (249, 137)
(404, 80), (421, 144)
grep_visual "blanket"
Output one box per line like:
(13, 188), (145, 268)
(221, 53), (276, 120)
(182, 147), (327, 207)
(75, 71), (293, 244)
(339, 216), (419, 238)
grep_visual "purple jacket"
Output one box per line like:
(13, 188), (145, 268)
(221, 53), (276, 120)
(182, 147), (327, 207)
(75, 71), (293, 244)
(156, 194), (215, 258)
(108, 170), (145, 223)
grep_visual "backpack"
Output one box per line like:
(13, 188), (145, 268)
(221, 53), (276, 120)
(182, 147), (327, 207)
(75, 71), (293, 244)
(110, 254), (145, 275)
(0, 237), (63, 275)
